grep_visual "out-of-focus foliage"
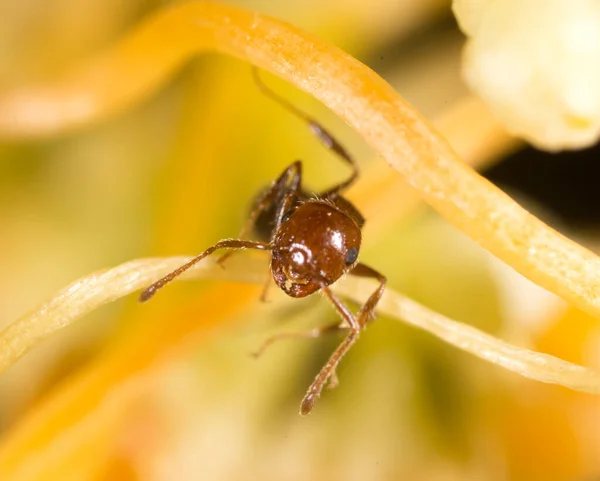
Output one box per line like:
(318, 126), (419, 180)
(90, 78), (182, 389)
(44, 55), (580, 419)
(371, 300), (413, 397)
(0, 1), (599, 481)
(454, 0), (600, 150)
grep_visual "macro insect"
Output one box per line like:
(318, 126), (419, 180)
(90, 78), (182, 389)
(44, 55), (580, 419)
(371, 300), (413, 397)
(139, 69), (386, 415)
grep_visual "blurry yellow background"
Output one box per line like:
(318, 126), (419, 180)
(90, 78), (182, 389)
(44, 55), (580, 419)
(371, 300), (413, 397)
(0, 1), (599, 480)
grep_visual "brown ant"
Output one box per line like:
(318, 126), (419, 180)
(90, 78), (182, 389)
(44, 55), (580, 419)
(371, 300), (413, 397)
(139, 68), (386, 415)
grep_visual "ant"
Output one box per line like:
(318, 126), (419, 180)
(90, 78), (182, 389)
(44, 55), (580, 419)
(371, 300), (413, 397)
(139, 68), (386, 415)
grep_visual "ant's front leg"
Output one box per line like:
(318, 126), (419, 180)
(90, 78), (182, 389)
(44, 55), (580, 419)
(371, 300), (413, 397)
(298, 286), (360, 415)
(299, 265), (386, 415)
(349, 263), (387, 327)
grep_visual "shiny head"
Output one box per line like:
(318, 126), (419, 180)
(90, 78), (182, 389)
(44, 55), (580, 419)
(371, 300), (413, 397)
(270, 201), (361, 298)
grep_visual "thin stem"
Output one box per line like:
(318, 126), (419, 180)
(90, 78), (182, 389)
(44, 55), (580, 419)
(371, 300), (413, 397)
(0, 2), (595, 320)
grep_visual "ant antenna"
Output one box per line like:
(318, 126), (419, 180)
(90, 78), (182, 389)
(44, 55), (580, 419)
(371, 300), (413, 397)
(139, 239), (269, 302)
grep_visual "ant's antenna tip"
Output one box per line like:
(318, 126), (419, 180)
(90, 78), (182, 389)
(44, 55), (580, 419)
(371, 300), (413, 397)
(138, 287), (156, 303)
(299, 393), (317, 416)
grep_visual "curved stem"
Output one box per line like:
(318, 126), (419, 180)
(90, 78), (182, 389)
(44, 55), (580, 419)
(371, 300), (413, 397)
(0, 2), (596, 319)
(1, 255), (598, 393)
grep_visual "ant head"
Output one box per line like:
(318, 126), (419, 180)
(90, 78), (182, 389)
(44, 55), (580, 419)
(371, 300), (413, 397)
(271, 201), (361, 298)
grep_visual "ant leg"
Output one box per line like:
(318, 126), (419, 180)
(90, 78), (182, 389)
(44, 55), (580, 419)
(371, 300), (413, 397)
(299, 286), (360, 415)
(217, 161), (302, 266)
(259, 276), (272, 303)
(251, 322), (347, 358)
(253, 321), (346, 391)
(327, 370), (340, 390)
(139, 239), (270, 302)
(349, 263), (387, 327)
(252, 67), (358, 198)
(298, 268), (386, 415)
(300, 327), (359, 415)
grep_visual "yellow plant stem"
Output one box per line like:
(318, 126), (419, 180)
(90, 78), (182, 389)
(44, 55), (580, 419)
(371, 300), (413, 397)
(1, 253), (599, 478)
(0, 1), (595, 318)
(353, 94), (520, 236)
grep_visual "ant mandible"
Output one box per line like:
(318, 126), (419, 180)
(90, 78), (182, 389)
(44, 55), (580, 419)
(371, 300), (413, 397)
(139, 68), (386, 415)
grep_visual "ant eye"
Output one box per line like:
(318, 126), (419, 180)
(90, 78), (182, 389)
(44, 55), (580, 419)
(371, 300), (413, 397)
(345, 246), (358, 265)
(281, 210), (294, 223)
